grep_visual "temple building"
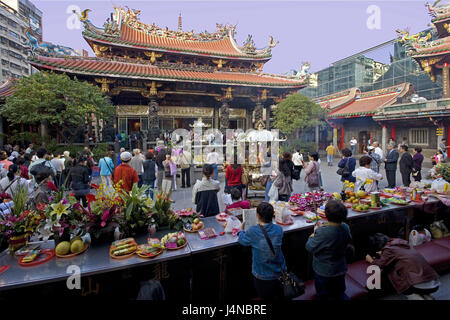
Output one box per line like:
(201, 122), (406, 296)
(27, 6), (306, 142)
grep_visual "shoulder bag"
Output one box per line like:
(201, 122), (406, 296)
(337, 158), (350, 176)
(259, 224), (305, 299)
(241, 167), (248, 185)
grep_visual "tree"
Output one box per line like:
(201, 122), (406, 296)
(273, 93), (326, 137)
(1, 72), (114, 143)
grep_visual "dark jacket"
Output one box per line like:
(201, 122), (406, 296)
(155, 149), (167, 170)
(338, 157), (356, 182)
(372, 238), (439, 293)
(70, 165), (90, 191)
(385, 149), (399, 171)
(305, 222), (352, 277)
(412, 153), (424, 171)
(194, 189), (220, 217)
(142, 159), (156, 183)
(399, 152), (413, 175)
(279, 158), (294, 178)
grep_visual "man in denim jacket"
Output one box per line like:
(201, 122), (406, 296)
(238, 202), (287, 300)
(306, 200), (352, 300)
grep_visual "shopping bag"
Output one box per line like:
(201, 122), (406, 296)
(222, 193), (232, 206)
(268, 183), (278, 202)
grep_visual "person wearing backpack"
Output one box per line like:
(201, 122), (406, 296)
(306, 200), (352, 301)
(28, 148), (56, 179)
(337, 148), (356, 183)
(98, 151), (115, 187)
(304, 152), (320, 192)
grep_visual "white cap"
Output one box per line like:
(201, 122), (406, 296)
(120, 151), (132, 162)
(367, 146), (375, 151)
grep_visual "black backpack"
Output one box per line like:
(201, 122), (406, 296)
(30, 161), (54, 178)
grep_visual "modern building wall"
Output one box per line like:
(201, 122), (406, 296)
(0, 0), (42, 83)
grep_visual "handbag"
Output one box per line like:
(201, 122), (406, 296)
(259, 225), (305, 299)
(337, 158), (350, 176)
(306, 162), (319, 187)
(240, 168), (248, 185)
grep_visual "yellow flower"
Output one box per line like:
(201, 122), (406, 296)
(50, 202), (69, 219)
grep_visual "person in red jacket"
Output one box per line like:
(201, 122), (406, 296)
(225, 162), (242, 194)
(113, 152), (139, 192)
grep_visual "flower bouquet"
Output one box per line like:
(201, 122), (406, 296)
(289, 191), (333, 212)
(117, 184), (155, 237)
(37, 196), (86, 244)
(152, 192), (180, 230)
(74, 182), (122, 244)
(0, 186), (43, 254)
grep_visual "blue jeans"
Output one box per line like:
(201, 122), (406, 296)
(350, 145), (356, 155)
(314, 273), (349, 301)
(327, 155), (334, 164)
(265, 179), (273, 202)
(143, 180), (155, 199)
(211, 163), (218, 180)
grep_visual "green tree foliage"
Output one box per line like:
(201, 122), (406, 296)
(273, 94), (326, 135)
(1, 72), (114, 143)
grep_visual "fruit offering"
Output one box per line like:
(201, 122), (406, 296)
(110, 238), (137, 258)
(184, 218), (204, 232)
(390, 198), (409, 205)
(215, 213), (229, 222)
(161, 232), (187, 249)
(55, 236), (88, 258)
(136, 244), (163, 258)
(352, 204), (370, 212)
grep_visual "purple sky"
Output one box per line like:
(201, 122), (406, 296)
(33, 0), (432, 73)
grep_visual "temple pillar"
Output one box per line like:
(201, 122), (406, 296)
(219, 100), (230, 131)
(390, 126), (396, 142)
(340, 124), (344, 150)
(265, 105), (271, 129)
(254, 101), (264, 124)
(382, 124), (387, 156)
(148, 97), (160, 144)
(443, 63), (450, 98)
(247, 106), (254, 130)
(333, 125), (337, 149)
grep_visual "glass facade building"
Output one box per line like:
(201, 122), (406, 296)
(300, 30), (443, 100)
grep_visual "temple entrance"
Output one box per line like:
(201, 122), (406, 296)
(359, 130), (369, 153)
(128, 118), (141, 135)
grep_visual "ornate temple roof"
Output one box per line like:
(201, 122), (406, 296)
(315, 88), (359, 110)
(408, 36), (450, 58)
(29, 55), (306, 88)
(0, 78), (16, 99)
(80, 6), (276, 60)
(323, 83), (412, 119)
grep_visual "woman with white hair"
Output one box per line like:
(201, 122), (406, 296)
(130, 149), (145, 187)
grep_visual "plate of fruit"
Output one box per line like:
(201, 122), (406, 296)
(136, 244), (163, 259)
(184, 218), (204, 233)
(55, 236), (88, 258)
(390, 198), (410, 205)
(110, 238), (137, 259)
(161, 232), (187, 250)
(215, 213), (229, 222)
(352, 204), (370, 212)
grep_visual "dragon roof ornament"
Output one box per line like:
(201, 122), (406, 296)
(23, 27), (79, 57)
(426, 0), (450, 20)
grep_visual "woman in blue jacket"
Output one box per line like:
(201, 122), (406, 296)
(98, 151), (115, 187)
(306, 200), (352, 300)
(337, 148), (356, 183)
(238, 202), (287, 300)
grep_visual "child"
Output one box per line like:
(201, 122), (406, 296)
(366, 233), (440, 300)
(305, 200), (352, 300)
(226, 187), (251, 212)
(325, 142), (336, 166)
(238, 202), (286, 301)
